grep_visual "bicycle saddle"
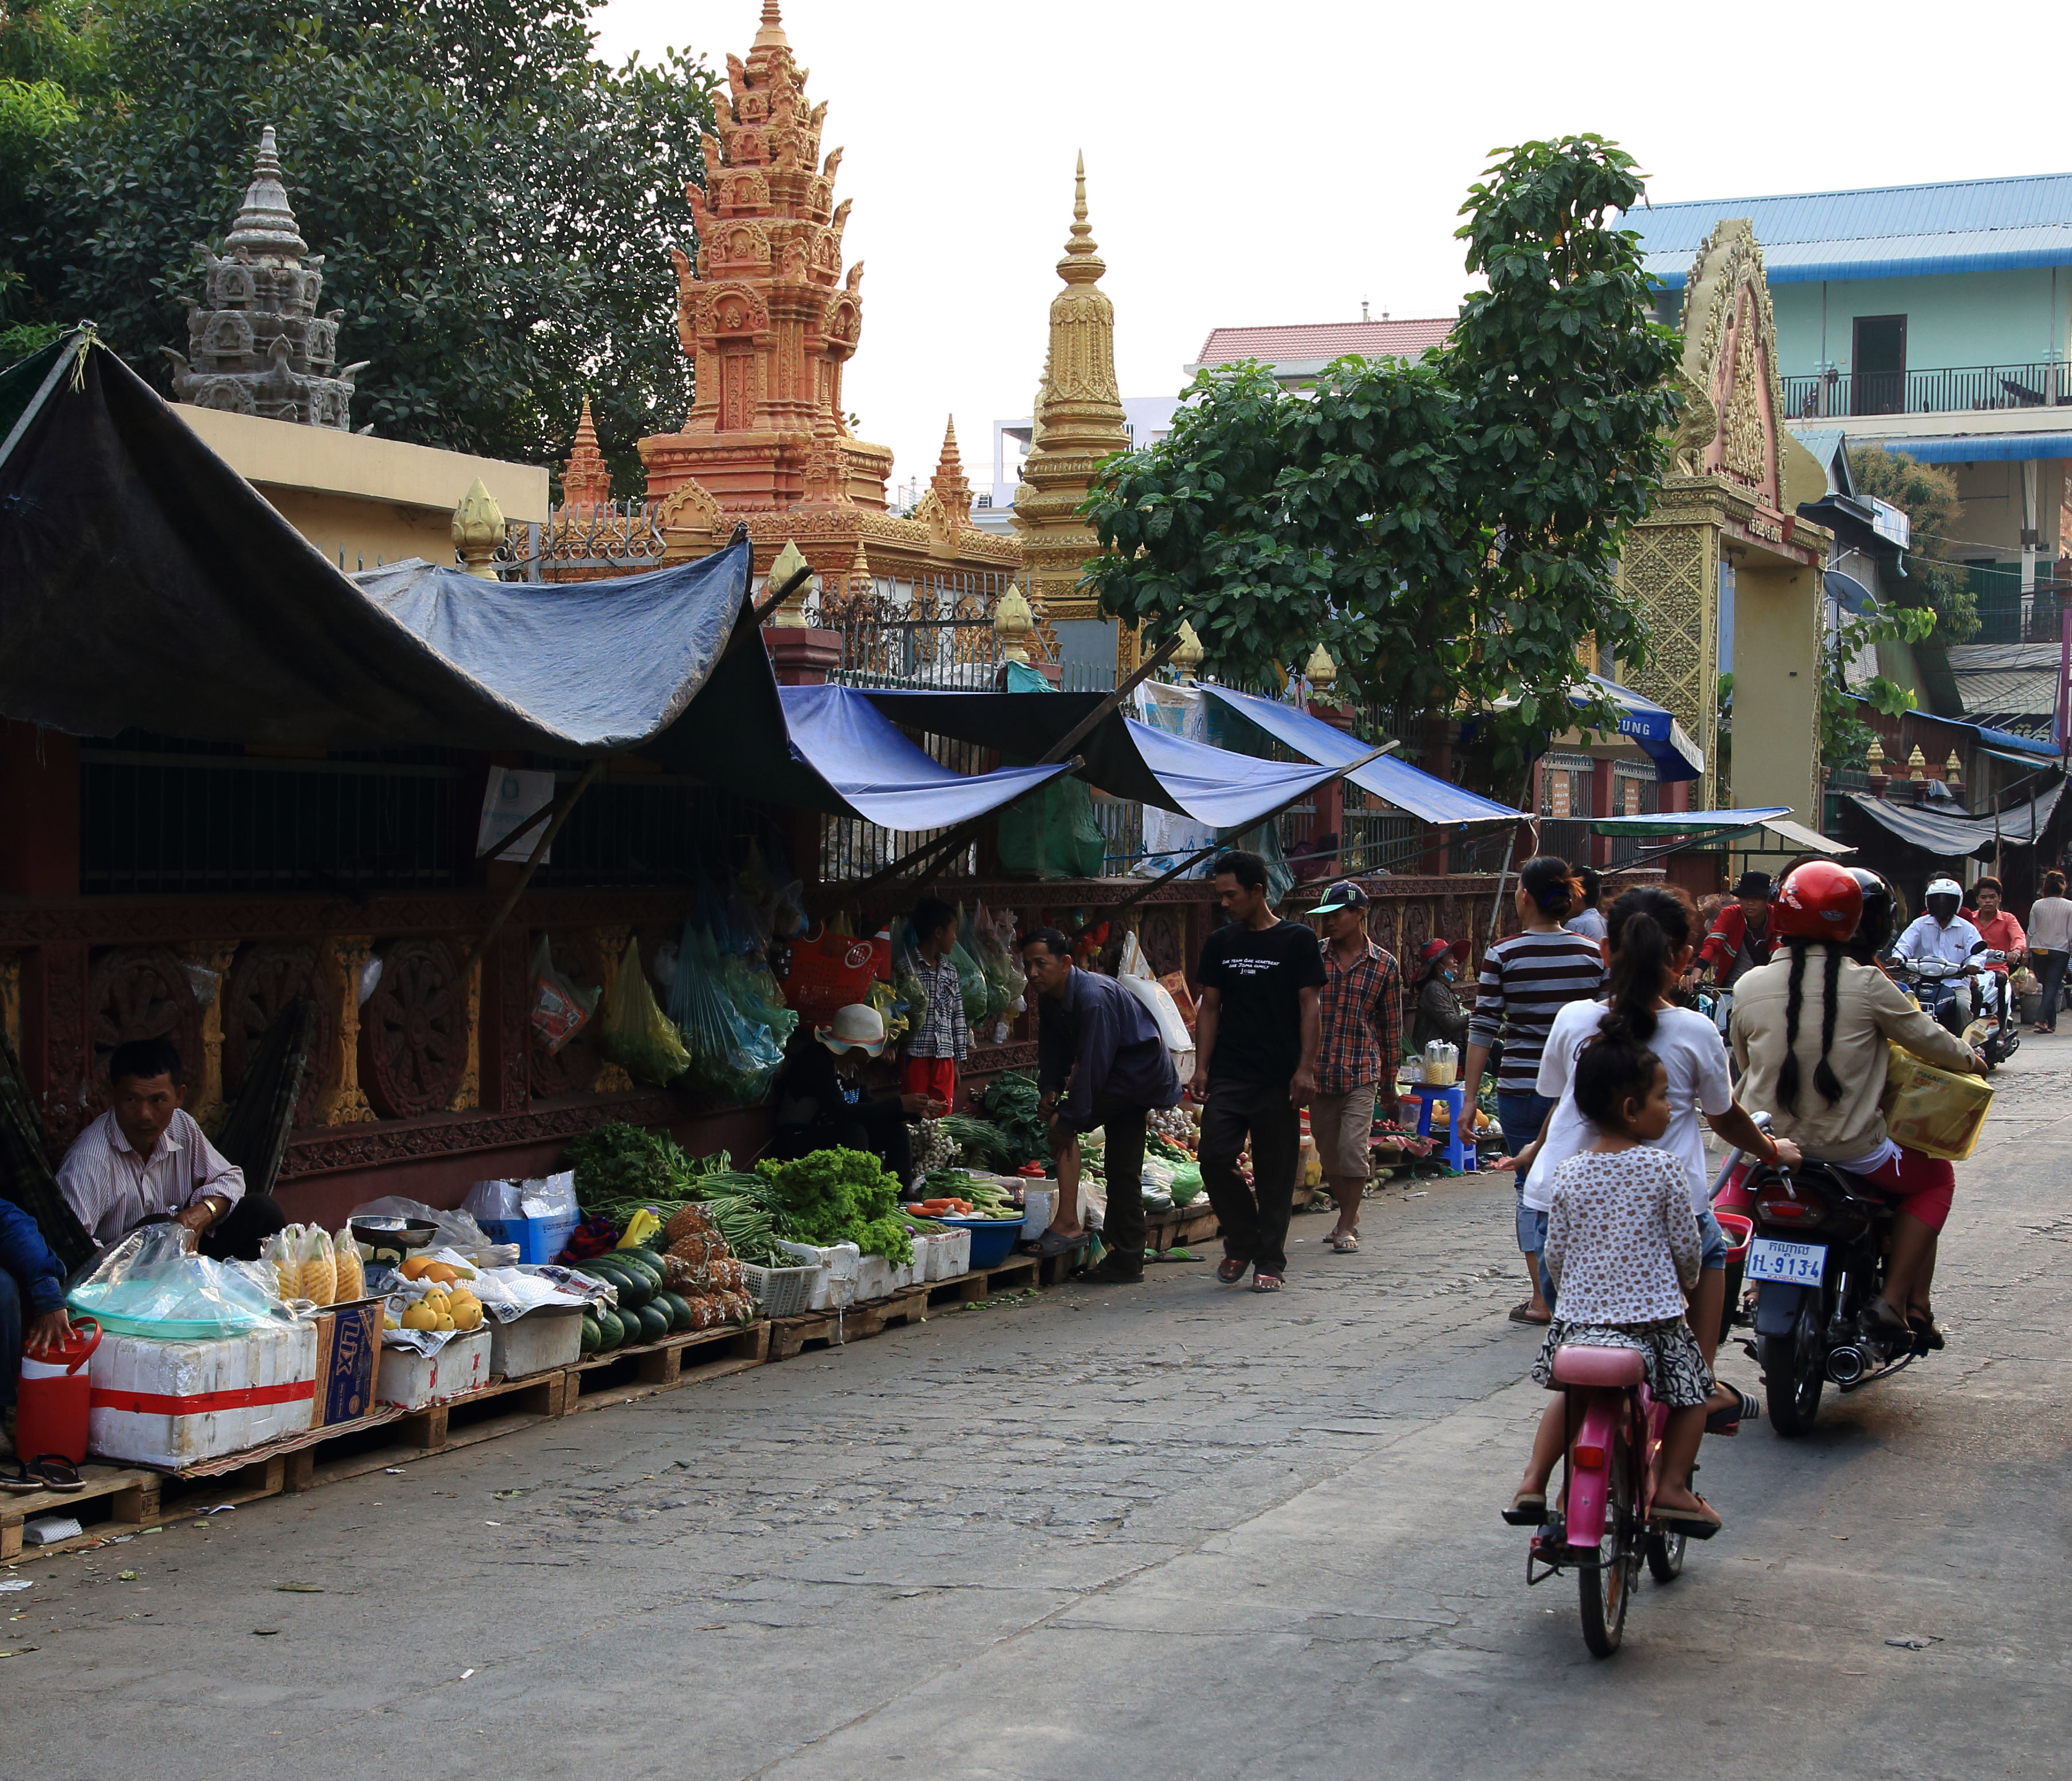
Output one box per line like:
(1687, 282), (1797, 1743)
(1551, 1346), (1647, 1387)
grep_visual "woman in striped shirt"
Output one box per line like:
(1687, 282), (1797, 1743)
(1461, 856), (1606, 1324)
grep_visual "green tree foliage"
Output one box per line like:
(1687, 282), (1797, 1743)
(1820, 603), (1937, 773)
(3, 0), (716, 486)
(1846, 444), (1975, 642)
(0, 1), (109, 359)
(1084, 137), (1681, 766)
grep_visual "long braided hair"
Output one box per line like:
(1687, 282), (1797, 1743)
(1774, 940), (1847, 1113)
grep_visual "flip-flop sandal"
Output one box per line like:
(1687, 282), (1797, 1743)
(1329, 1232), (1360, 1253)
(1217, 1257), (1250, 1284)
(1507, 1302), (1552, 1325)
(1251, 1273), (1284, 1293)
(1908, 1309), (1946, 1351)
(26, 1456), (84, 1494)
(1651, 1495), (1723, 1539)
(1033, 1230), (1084, 1258)
(0, 1461), (41, 1494)
(1704, 1386), (1761, 1434)
(1502, 1490), (1548, 1526)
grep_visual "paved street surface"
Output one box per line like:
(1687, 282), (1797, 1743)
(6, 1049), (2069, 1781)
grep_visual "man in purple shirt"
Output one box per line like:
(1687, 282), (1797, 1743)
(1023, 928), (1181, 1284)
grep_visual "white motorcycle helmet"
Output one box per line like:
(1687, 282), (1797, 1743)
(1924, 876), (1964, 922)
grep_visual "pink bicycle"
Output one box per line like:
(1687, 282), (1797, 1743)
(1520, 1344), (1712, 1655)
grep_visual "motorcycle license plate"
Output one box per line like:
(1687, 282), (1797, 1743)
(1745, 1236), (1827, 1286)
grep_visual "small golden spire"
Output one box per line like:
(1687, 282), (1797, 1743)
(1173, 620), (1205, 683)
(753, 0), (788, 48)
(1057, 150), (1105, 284)
(767, 537), (812, 627)
(1304, 642), (1338, 691)
(994, 587), (1035, 664)
(1866, 734), (1886, 773)
(1907, 743), (1927, 782)
(452, 478), (504, 579)
(1945, 749), (1963, 786)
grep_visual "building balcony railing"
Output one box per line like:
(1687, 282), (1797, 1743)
(1780, 361), (2067, 421)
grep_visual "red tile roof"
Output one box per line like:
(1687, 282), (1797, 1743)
(1194, 317), (1454, 367)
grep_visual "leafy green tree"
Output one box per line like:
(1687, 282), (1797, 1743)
(1846, 444), (1975, 642)
(6, 0), (716, 487)
(1820, 603), (1937, 773)
(0, 1), (109, 359)
(1083, 136), (1681, 766)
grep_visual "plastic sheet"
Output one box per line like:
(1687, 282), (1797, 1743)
(668, 923), (784, 1105)
(67, 1224), (297, 1340)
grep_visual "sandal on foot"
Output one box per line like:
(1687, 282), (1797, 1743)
(1502, 1490), (1548, 1526)
(1908, 1308), (1946, 1352)
(1507, 1301), (1552, 1325)
(1705, 1386), (1761, 1434)
(1652, 1494), (1722, 1538)
(1033, 1229), (1083, 1258)
(1217, 1256), (1250, 1284)
(26, 1456), (84, 1494)
(1251, 1272), (1284, 1293)
(1329, 1231), (1360, 1253)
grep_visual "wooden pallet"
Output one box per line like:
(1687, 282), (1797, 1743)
(1, 1466), (161, 1561)
(292, 1371), (568, 1489)
(768, 1285), (931, 1361)
(1144, 1202), (1218, 1252)
(565, 1321), (771, 1412)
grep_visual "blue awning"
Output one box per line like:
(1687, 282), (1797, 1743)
(776, 685), (1073, 830)
(1193, 686), (1526, 825)
(1875, 433), (2072, 465)
(1581, 676), (1706, 782)
(855, 689), (1345, 831)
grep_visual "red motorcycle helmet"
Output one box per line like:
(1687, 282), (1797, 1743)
(1770, 859), (1863, 943)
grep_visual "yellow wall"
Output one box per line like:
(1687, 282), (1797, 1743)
(1731, 560), (1823, 823)
(172, 406), (551, 570)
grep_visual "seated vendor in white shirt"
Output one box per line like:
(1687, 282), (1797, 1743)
(56, 1036), (284, 1262)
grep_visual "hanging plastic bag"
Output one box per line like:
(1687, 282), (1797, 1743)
(969, 901), (1024, 1027)
(667, 923), (784, 1105)
(67, 1224), (298, 1339)
(716, 950), (798, 1051)
(600, 938), (692, 1086)
(530, 934), (600, 1055)
(1117, 931), (1194, 1055)
(950, 908), (991, 1028)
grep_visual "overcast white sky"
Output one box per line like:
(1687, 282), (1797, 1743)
(595, 0), (2067, 496)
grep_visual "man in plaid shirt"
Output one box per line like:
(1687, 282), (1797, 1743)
(1309, 880), (1401, 1254)
(901, 897), (967, 1115)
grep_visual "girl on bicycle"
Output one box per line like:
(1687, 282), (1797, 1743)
(1509, 1039), (1722, 1533)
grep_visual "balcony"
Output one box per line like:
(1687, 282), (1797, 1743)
(1780, 361), (2067, 421)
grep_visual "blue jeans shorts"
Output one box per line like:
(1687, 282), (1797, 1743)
(1497, 1089), (1557, 1256)
(1697, 1206), (1729, 1271)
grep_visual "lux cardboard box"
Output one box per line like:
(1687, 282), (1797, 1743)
(311, 1299), (381, 1426)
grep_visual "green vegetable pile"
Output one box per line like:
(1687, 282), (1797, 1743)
(757, 1147), (913, 1266)
(978, 1071), (1051, 1170)
(939, 1113), (1012, 1171)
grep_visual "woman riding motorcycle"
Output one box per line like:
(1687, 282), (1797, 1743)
(1727, 861), (1985, 1344)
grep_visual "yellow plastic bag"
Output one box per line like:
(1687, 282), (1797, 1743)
(1880, 1043), (1993, 1163)
(601, 939), (692, 1086)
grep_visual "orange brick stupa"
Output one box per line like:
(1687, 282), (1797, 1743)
(637, 2), (1013, 590)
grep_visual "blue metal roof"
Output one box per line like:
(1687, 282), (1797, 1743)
(1880, 432), (2072, 464)
(1626, 173), (2072, 287)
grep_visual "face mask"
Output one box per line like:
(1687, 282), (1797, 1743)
(1441, 969), (1454, 982)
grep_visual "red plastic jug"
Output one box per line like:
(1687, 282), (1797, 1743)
(17, 1316), (101, 1466)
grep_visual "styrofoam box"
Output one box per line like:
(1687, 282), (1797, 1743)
(779, 1241), (858, 1312)
(487, 1306), (583, 1381)
(376, 1327), (491, 1411)
(924, 1227), (971, 1281)
(852, 1255), (896, 1303)
(88, 1321), (319, 1470)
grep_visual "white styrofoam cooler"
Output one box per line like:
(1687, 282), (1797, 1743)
(923, 1228), (971, 1281)
(376, 1327), (491, 1410)
(87, 1321), (319, 1469)
(487, 1306), (583, 1380)
(779, 1240), (858, 1312)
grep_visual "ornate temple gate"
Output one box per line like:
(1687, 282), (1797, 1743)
(1618, 220), (1832, 823)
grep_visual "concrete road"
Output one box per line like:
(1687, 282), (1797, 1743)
(6, 1048), (2070, 1781)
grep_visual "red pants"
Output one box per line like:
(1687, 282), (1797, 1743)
(901, 1056), (957, 1112)
(1719, 1146), (1955, 1234)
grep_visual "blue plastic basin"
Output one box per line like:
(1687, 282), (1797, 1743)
(937, 1214), (1025, 1269)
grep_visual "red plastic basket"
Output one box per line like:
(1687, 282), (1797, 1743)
(1713, 1210), (1754, 1264)
(781, 927), (881, 1030)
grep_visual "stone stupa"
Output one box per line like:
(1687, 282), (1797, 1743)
(165, 126), (366, 429)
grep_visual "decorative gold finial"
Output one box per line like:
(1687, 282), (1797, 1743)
(452, 478), (504, 578)
(1907, 744), (1927, 782)
(1865, 734), (1885, 773)
(1304, 642), (1338, 691)
(1058, 149), (1105, 284)
(767, 538), (812, 627)
(1946, 749), (1963, 786)
(1173, 620), (1205, 683)
(994, 586), (1035, 664)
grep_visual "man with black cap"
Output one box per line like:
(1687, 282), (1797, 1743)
(1309, 880), (1401, 1255)
(1696, 869), (1777, 990)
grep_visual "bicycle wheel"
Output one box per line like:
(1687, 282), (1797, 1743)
(1645, 1527), (1687, 1583)
(1578, 1429), (1633, 1657)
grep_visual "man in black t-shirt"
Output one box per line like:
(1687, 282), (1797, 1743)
(1191, 850), (1325, 1292)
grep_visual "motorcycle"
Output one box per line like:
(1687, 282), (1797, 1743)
(1891, 946), (2018, 1070)
(1735, 1156), (1939, 1436)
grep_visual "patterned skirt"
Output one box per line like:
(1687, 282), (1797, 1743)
(1530, 1316), (1715, 1408)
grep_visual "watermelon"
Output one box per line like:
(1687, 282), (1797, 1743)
(635, 1302), (670, 1344)
(579, 1314), (602, 1355)
(659, 1290), (693, 1333)
(597, 1308), (626, 1350)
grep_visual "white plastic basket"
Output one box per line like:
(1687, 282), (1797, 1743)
(739, 1261), (817, 1319)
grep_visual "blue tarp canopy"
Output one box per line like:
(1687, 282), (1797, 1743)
(775, 685), (1072, 829)
(1580, 676), (1705, 782)
(1194, 685), (1527, 826)
(856, 689), (1344, 831)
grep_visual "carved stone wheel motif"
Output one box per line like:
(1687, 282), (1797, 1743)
(1138, 909), (1184, 979)
(358, 939), (466, 1118)
(1400, 900), (1433, 969)
(87, 946), (201, 1100)
(528, 930), (605, 1101)
(222, 942), (333, 1124)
